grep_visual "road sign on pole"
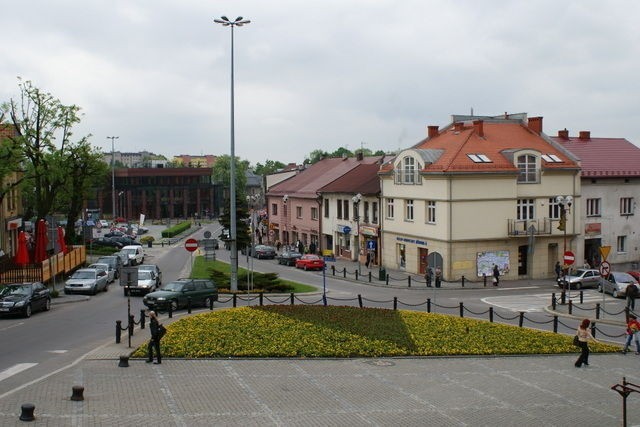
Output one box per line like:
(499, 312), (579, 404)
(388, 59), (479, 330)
(599, 245), (611, 261)
(599, 261), (611, 278)
(563, 251), (575, 266)
(184, 238), (198, 252)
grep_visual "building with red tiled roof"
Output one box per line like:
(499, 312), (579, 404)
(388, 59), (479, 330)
(379, 113), (581, 280)
(318, 163), (382, 264)
(552, 130), (640, 270)
(266, 154), (387, 252)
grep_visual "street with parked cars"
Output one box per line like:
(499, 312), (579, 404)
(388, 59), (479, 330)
(0, 282), (51, 318)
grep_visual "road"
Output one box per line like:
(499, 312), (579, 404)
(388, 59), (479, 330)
(0, 222), (628, 394)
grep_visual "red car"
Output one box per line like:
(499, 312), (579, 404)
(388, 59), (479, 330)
(628, 271), (640, 282)
(295, 254), (326, 271)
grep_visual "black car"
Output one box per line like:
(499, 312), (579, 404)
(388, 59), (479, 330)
(0, 282), (51, 318)
(277, 250), (303, 266)
(241, 244), (277, 259)
(90, 237), (124, 249)
(110, 236), (141, 246)
(143, 279), (218, 312)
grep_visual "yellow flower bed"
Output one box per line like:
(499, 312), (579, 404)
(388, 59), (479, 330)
(132, 306), (620, 358)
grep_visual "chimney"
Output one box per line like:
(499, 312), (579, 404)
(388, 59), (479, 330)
(453, 122), (464, 132)
(558, 129), (569, 139)
(579, 131), (591, 141)
(356, 151), (364, 161)
(473, 120), (484, 137)
(527, 116), (543, 134)
(427, 125), (439, 138)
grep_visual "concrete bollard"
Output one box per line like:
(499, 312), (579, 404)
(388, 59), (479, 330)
(19, 403), (35, 421)
(70, 385), (85, 401)
(118, 355), (129, 368)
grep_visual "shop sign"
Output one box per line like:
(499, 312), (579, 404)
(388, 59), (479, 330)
(396, 236), (427, 246)
(360, 225), (378, 236)
(585, 223), (601, 234)
(6, 218), (22, 231)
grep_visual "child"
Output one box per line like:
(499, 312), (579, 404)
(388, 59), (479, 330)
(623, 315), (640, 354)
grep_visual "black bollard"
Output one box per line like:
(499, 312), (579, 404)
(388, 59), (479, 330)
(408, 276), (411, 287)
(168, 302), (173, 318)
(461, 276), (465, 287)
(393, 297), (397, 310)
(259, 293), (264, 306)
(483, 273), (487, 287)
(118, 355), (129, 368)
(290, 292), (294, 305)
(70, 385), (85, 401)
(187, 297), (192, 314)
(19, 403), (35, 422)
(116, 320), (122, 344)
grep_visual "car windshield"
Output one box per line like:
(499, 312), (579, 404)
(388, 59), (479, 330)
(0, 285), (30, 296)
(97, 258), (115, 267)
(574, 269), (589, 276)
(614, 273), (635, 283)
(161, 282), (184, 292)
(73, 271), (95, 279)
(122, 249), (136, 255)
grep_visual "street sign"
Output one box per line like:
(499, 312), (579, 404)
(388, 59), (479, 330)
(563, 251), (575, 265)
(184, 238), (198, 252)
(366, 240), (376, 250)
(599, 245), (611, 260)
(600, 261), (611, 277)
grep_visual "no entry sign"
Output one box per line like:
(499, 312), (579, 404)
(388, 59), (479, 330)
(563, 251), (575, 265)
(184, 238), (198, 252)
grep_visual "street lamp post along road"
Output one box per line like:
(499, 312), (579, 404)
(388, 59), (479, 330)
(352, 193), (362, 274)
(214, 15), (250, 292)
(107, 136), (119, 221)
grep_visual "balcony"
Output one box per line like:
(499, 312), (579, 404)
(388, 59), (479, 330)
(507, 218), (552, 236)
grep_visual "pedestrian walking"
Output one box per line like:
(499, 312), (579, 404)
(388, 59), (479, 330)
(425, 267), (433, 287)
(276, 240), (281, 253)
(309, 241), (316, 255)
(493, 264), (500, 286)
(365, 252), (371, 268)
(555, 261), (562, 281)
(146, 311), (163, 364)
(574, 318), (598, 367)
(623, 314), (640, 354)
(434, 266), (442, 288)
(626, 283), (638, 311)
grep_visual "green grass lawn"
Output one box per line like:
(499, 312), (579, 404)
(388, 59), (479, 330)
(190, 256), (317, 293)
(132, 305), (620, 358)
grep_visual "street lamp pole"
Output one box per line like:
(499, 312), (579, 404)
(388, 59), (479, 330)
(107, 136), (119, 221)
(215, 16), (250, 292)
(352, 193), (362, 274)
(556, 195), (573, 296)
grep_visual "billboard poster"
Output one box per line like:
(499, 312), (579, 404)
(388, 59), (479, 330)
(476, 251), (510, 277)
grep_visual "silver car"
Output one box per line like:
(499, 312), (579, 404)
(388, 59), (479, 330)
(598, 271), (639, 298)
(64, 268), (109, 295)
(123, 270), (157, 296)
(87, 263), (115, 283)
(556, 268), (600, 290)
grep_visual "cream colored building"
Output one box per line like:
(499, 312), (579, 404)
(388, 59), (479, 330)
(379, 113), (581, 280)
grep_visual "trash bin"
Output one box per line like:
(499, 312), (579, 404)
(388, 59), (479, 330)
(147, 240), (153, 248)
(378, 267), (386, 281)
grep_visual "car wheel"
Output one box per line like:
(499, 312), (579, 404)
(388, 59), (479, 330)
(92, 286), (98, 296)
(64, 289), (70, 295)
(43, 298), (51, 311)
(204, 296), (213, 308)
(613, 289), (620, 298)
(170, 300), (179, 311)
(23, 304), (32, 318)
(575, 282), (582, 290)
(103, 283), (109, 292)
(597, 284), (603, 293)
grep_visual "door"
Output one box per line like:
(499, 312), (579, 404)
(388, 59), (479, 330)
(518, 245), (528, 275)
(418, 248), (428, 274)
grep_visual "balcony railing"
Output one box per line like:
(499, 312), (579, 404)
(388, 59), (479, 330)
(507, 218), (552, 236)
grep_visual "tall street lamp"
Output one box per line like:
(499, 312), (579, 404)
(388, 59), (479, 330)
(214, 15), (250, 292)
(556, 195), (573, 292)
(107, 136), (119, 221)
(352, 193), (362, 274)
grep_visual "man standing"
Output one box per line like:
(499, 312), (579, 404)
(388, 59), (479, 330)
(626, 283), (638, 311)
(555, 261), (562, 281)
(493, 264), (500, 286)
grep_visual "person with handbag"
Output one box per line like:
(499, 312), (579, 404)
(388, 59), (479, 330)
(575, 318), (598, 367)
(623, 314), (640, 354)
(146, 310), (163, 364)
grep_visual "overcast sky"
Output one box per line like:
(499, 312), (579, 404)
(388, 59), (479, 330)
(2, 1), (639, 166)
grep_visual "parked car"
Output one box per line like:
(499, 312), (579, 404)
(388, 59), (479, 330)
(87, 263), (115, 283)
(123, 270), (157, 296)
(598, 271), (639, 298)
(0, 282), (51, 318)
(628, 271), (640, 282)
(120, 245), (144, 266)
(138, 264), (162, 287)
(90, 237), (123, 249)
(96, 255), (123, 279)
(277, 250), (303, 266)
(108, 235), (140, 247)
(557, 268), (600, 289)
(295, 254), (326, 271)
(242, 244), (277, 259)
(64, 268), (109, 295)
(143, 279), (218, 312)
(99, 219), (110, 228)
(103, 230), (125, 238)
(115, 250), (130, 267)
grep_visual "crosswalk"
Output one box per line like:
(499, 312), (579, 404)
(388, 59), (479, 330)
(481, 290), (618, 313)
(0, 363), (37, 382)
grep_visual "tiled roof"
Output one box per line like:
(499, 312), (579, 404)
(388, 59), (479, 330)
(409, 121), (578, 173)
(552, 135), (640, 177)
(268, 156), (386, 199)
(318, 163), (381, 195)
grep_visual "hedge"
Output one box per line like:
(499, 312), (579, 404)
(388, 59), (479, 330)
(161, 221), (192, 238)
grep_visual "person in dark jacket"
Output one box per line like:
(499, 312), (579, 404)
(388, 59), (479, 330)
(146, 310), (162, 364)
(493, 264), (500, 286)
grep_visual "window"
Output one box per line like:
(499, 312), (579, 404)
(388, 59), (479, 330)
(296, 206), (302, 219)
(541, 154), (562, 163)
(620, 197), (634, 216)
(363, 201), (369, 223)
(394, 156), (422, 184)
(586, 198), (601, 217)
(324, 199), (329, 218)
(548, 197), (561, 220)
(427, 201), (436, 223)
(311, 207), (318, 221)
(404, 156), (415, 184)
(353, 201), (360, 221)
(271, 203), (278, 216)
(467, 154), (492, 163)
(405, 199), (414, 221)
(386, 198), (394, 219)
(517, 154), (537, 183)
(337, 199), (342, 219)
(517, 199), (535, 221)
(343, 200), (349, 220)
(372, 202), (378, 224)
(618, 235), (627, 253)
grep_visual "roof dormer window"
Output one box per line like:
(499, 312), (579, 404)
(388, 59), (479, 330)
(517, 154), (538, 183)
(394, 155), (422, 185)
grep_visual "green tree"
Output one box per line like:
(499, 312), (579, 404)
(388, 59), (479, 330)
(254, 159), (286, 176)
(330, 147), (353, 158)
(304, 149), (329, 164)
(212, 155), (248, 201)
(217, 192), (251, 250)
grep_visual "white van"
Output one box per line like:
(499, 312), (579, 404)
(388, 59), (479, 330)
(121, 245), (144, 266)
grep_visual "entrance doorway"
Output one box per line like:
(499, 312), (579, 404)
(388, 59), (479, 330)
(418, 248), (428, 274)
(518, 245), (528, 275)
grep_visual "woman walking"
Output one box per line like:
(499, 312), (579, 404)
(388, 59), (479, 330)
(146, 310), (162, 364)
(575, 318), (598, 367)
